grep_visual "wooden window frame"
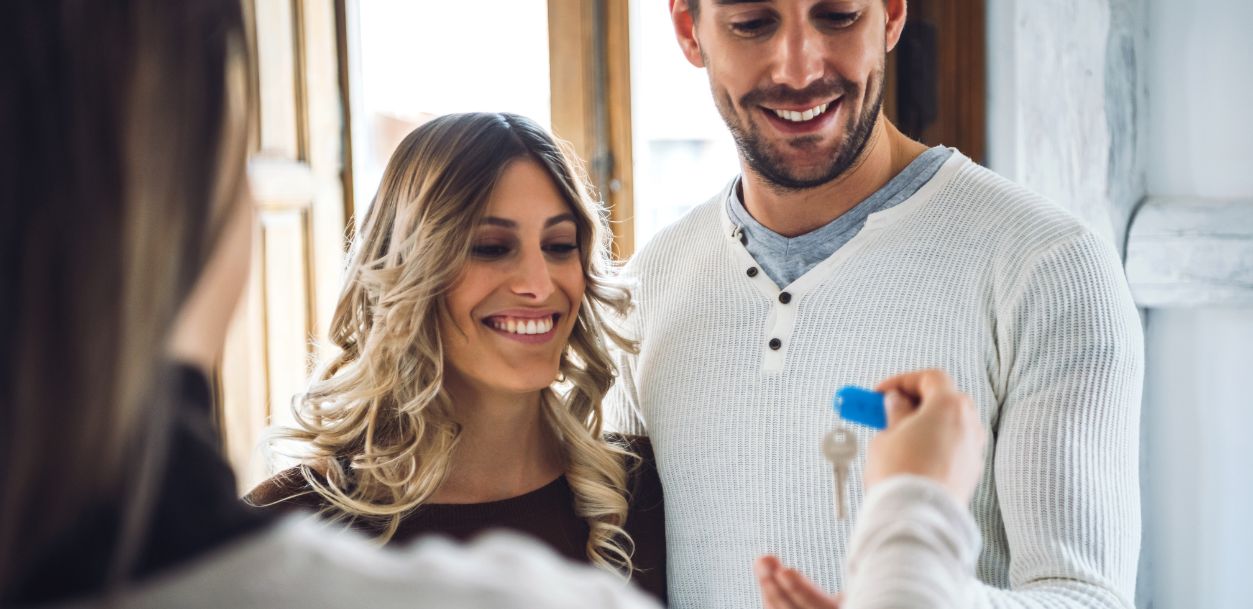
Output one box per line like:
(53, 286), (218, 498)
(548, 0), (636, 258)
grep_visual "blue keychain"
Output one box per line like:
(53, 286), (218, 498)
(833, 385), (887, 430)
(821, 386), (887, 520)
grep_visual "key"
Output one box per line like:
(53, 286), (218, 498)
(822, 426), (858, 520)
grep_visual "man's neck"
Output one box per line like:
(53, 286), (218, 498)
(739, 117), (928, 238)
(434, 382), (564, 504)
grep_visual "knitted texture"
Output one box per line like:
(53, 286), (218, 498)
(607, 153), (1144, 609)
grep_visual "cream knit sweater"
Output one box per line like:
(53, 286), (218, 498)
(608, 152), (1144, 609)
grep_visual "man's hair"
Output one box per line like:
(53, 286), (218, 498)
(688, 0), (890, 19)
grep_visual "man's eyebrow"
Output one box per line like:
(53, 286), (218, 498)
(712, 0), (773, 6)
(478, 213), (577, 229)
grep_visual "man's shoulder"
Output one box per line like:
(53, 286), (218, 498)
(627, 190), (726, 273)
(934, 159), (1098, 258)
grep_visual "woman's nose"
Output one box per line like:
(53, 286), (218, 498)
(509, 248), (556, 300)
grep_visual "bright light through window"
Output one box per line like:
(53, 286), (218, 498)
(629, 0), (740, 252)
(349, 0), (552, 220)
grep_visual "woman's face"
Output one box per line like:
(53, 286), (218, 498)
(440, 157), (586, 399)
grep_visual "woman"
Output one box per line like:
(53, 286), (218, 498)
(1, 2), (656, 607)
(246, 112), (666, 600)
(2, 0), (984, 607)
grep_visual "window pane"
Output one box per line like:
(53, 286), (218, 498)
(628, 0), (739, 251)
(350, 0), (551, 218)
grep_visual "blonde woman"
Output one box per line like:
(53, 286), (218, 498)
(246, 113), (667, 601)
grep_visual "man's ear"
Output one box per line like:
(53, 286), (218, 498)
(671, 0), (705, 68)
(884, 0), (908, 53)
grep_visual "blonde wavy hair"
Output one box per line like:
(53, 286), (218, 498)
(273, 113), (640, 575)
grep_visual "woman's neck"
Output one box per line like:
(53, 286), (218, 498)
(433, 382), (565, 504)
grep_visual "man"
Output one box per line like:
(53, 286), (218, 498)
(607, 1), (1144, 608)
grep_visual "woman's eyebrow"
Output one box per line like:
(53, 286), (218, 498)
(545, 213), (577, 228)
(478, 213), (576, 228)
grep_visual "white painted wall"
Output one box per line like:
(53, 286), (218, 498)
(1142, 308), (1253, 608)
(1140, 2), (1253, 608)
(1145, 0), (1253, 199)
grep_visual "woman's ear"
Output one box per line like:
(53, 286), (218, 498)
(671, 0), (705, 68)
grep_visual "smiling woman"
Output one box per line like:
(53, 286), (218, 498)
(245, 112), (667, 602)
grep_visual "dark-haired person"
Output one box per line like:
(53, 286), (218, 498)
(0, 3), (653, 607)
(2, 1), (987, 608)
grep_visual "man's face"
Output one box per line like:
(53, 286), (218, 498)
(681, 0), (896, 191)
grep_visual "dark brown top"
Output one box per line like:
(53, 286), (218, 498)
(246, 435), (667, 605)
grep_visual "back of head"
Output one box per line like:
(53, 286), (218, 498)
(0, 0), (250, 600)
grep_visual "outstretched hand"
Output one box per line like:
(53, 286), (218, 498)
(869, 369), (987, 504)
(754, 555), (842, 609)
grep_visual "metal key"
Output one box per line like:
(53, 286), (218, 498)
(822, 426), (858, 520)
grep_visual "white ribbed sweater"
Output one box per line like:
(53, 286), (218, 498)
(608, 153), (1144, 609)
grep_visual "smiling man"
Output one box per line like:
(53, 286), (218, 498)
(607, 1), (1144, 608)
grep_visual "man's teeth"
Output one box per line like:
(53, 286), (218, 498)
(490, 316), (554, 335)
(771, 102), (830, 123)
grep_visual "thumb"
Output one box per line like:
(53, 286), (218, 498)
(884, 390), (915, 428)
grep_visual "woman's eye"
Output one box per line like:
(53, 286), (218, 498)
(544, 243), (579, 257)
(729, 17), (775, 36)
(471, 244), (511, 259)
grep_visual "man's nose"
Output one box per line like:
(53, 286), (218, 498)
(769, 21), (825, 92)
(510, 248), (556, 301)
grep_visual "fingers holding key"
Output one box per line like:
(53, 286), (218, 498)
(867, 369), (987, 504)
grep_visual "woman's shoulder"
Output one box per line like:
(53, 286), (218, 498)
(603, 434), (662, 508)
(243, 466), (327, 512)
(604, 433), (654, 461)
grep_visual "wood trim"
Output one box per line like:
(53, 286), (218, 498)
(604, 0), (635, 258)
(887, 0), (985, 164)
(1126, 197), (1253, 307)
(334, 0), (356, 228)
(291, 0), (311, 162)
(548, 0), (637, 258)
(549, 1), (595, 161)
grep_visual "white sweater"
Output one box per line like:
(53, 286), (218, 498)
(40, 491), (976, 609)
(607, 152), (1144, 609)
(47, 516), (660, 609)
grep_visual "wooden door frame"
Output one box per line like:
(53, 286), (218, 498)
(886, 0), (986, 164)
(548, 0), (636, 258)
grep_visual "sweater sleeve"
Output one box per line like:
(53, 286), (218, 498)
(979, 230), (1144, 609)
(604, 269), (648, 437)
(844, 476), (982, 609)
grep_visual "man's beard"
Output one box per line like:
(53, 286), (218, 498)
(715, 66), (885, 192)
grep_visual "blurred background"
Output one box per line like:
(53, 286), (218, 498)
(217, 1), (1252, 607)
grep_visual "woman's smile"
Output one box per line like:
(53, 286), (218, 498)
(482, 311), (563, 345)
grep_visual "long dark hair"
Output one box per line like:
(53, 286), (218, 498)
(0, 0), (251, 598)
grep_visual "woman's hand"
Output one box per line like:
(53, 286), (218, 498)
(868, 369), (987, 504)
(754, 555), (841, 609)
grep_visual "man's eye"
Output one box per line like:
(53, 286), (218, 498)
(471, 244), (511, 259)
(819, 11), (859, 28)
(729, 17), (775, 36)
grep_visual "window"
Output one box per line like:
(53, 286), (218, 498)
(627, 0), (739, 251)
(348, 0), (553, 220)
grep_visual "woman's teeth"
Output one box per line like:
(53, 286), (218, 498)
(771, 102), (831, 123)
(490, 316), (554, 335)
